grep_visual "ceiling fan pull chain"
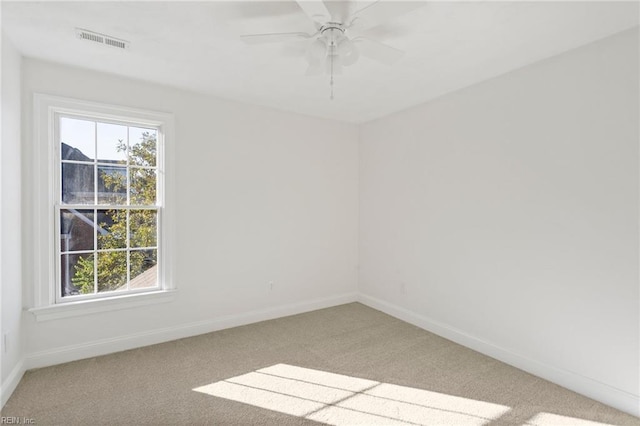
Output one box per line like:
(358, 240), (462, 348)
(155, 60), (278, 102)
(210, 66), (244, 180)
(330, 47), (335, 100)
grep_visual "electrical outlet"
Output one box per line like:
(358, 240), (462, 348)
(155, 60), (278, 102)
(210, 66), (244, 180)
(2, 332), (8, 354)
(269, 281), (274, 291)
(400, 282), (406, 295)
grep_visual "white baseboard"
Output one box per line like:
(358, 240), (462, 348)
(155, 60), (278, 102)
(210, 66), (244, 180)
(358, 293), (640, 418)
(26, 292), (358, 370)
(1, 359), (26, 409)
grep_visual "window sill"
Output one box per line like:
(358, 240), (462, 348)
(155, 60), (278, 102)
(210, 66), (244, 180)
(28, 290), (178, 322)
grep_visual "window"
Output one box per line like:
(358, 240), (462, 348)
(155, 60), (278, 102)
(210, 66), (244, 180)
(30, 95), (175, 320)
(58, 116), (160, 300)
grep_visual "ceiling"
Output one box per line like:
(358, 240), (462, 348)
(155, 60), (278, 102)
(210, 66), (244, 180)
(3, 1), (638, 123)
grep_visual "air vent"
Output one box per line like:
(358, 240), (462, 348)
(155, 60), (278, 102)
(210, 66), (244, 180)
(75, 28), (129, 50)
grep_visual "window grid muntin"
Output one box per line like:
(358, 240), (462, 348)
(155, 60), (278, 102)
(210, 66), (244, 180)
(56, 112), (160, 302)
(60, 246), (159, 256)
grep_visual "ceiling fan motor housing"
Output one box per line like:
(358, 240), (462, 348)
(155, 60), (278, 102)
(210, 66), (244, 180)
(307, 23), (359, 66)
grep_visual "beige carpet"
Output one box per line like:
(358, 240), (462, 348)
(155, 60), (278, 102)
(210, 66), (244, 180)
(2, 303), (639, 425)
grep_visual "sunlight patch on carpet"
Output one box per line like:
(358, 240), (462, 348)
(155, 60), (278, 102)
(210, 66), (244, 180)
(525, 412), (616, 426)
(193, 363), (511, 425)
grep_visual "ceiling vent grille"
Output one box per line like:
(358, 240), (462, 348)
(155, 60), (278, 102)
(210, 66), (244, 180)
(75, 28), (129, 50)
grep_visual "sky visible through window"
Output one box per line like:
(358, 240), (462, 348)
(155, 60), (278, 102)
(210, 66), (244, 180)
(60, 117), (153, 162)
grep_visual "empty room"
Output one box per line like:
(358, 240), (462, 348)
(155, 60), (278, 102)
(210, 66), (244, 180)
(1, 1), (639, 424)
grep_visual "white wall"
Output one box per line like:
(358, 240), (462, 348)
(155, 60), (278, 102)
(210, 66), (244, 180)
(20, 59), (358, 361)
(1, 33), (23, 403)
(359, 28), (639, 414)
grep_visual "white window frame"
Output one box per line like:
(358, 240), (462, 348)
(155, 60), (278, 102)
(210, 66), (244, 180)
(29, 94), (176, 321)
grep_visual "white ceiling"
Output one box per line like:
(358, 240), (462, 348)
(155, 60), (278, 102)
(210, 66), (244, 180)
(3, 1), (638, 123)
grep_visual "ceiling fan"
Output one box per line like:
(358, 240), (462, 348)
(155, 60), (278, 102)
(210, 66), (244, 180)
(240, 0), (424, 99)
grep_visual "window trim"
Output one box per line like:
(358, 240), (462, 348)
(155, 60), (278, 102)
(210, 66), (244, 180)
(29, 94), (176, 321)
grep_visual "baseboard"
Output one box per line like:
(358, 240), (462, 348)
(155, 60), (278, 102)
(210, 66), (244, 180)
(358, 293), (640, 418)
(26, 292), (358, 370)
(1, 359), (26, 409)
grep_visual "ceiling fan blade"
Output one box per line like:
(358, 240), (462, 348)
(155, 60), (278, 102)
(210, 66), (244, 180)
(355, 38), (404, 65)
(240, 32), (314, 44)
(350, 0), (425, 32)
(325, 0), (352, 23)
(295, 0), (331, 24)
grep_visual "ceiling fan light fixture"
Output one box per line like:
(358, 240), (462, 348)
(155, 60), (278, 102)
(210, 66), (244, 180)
(338, 38), (359, 66)
(306, 38), (327, 64)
